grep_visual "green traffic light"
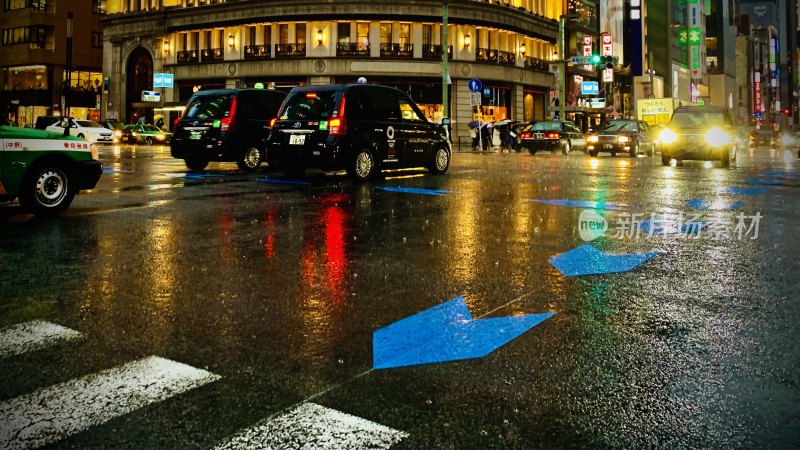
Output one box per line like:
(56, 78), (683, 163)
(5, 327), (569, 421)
(590, 55), (602, 64)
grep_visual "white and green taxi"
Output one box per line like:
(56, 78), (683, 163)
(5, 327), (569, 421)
(0, 126), (102, 215)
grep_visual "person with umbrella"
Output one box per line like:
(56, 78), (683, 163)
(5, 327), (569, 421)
(468, 120), (480, 151)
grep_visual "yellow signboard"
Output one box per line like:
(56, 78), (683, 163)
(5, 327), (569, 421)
(636, 98), (674, 126)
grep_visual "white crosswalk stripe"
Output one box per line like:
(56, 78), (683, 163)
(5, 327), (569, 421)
(0, 355), (221, 450)
(0, 321), (82, 358)
(214, 402), (408, 450)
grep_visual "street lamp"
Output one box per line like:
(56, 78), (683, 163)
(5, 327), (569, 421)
(519, 41), (526, 56)
(463, 33), (471, 49)
(64, 12), (73, 117)
(228, 34), (235, 49)
(162, 40), (170, 55)
(316, 29), (323, 46)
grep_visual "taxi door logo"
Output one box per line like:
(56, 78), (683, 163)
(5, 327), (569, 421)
(386, 126), (395, 140)
(579, 209), (608, 241)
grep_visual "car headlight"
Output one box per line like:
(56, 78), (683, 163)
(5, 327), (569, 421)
(618, 135), (629, 143)
(705, 127), (731, 147)
(156, 134), (165, 140)
(131, 132), (137, 136)
(659, 128), (678, 144)
(114, 130), (122, 137)
(587, 135), (599, 143)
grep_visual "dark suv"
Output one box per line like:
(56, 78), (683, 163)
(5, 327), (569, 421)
(266, 84), (451, 181)
(171, 88), (286, 171)
(659, 106), (737, 167)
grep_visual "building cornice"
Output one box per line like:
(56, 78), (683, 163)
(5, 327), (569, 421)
(102, 0), (558, 43)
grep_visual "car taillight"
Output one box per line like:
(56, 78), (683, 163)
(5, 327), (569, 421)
(329, 117), (346, 135)
(521, 132), (531, 139)
(546, 132), (559, 139)
(173, 117), (181, 128)
(221, 95), (238, 131)
(329, 93), (347, 135)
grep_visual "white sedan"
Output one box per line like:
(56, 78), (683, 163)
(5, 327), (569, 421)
(46, 119), (114, 144)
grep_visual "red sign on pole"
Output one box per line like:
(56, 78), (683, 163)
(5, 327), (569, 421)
(583, 35), (593, 57)
(601, 33), (613, 56)
(754, 80), (762, 114)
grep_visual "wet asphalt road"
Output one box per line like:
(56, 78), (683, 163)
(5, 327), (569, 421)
(1, 145), (799, 449)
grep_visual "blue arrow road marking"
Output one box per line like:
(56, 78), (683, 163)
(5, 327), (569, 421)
(183, 173), (225, 179)
(746, 178), (787, 186)
(372, 296), (555, 370)
(256, 177), (312, 186)
(548, 244), (657, 277)
(374, 186), (455, 196)
(761, 171), (798, 178)
(719, 187), (769, 195)
(102, 169), (133, 174)
(686, 198), (744, 211)
(638, 219), (706, 234)
(531, 199), (634, 210)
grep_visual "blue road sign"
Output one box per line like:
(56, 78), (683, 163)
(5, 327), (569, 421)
(581, 81), (600, 96)
(686, 198), (744, 211)
(163, 73), (174, 88)
(373, 296), (555, 369)
(755, 112), (762, 119)
(467, 79), (482, 93)
(374, 186), (455, 196)
(153, 73), (174, 88)
(532, 199), (634, 210)
(548, 244), (657, 277)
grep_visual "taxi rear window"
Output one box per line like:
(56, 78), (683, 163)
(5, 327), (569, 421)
(280, 91), (337, 120)
(184, 94), (233, 120)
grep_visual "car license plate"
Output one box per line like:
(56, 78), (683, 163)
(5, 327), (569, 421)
(604, 144), (613, 149)
(289, 134), (306, 145)
(189, 131), (203, 140)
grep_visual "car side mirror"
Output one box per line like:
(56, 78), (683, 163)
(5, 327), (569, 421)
(441, 118), (451, 125)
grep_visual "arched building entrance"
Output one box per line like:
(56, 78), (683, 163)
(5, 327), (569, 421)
(125, 47), (153, 124)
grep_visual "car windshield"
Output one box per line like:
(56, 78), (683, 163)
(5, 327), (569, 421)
(280, 91), (337, 120)
(530, 122), (561, 131)
(670, 111), (729, 129)
(77, 121), (104, 128)
(184, 94), (233, 120)
(600, 121), (638, 132)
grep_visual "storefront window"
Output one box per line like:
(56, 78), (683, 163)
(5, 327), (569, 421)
(63, 71), (102, 93)
(380, 23), (392, 44)
(3, 65), (48, 90)
(479, 85), (511, 122)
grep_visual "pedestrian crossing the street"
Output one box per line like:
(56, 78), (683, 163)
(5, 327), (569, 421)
(0, 320), (409, 449)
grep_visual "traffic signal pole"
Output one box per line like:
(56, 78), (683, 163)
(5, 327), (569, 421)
(558, 16), (566, 121)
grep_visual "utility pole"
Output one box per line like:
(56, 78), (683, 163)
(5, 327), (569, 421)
(442, 0), (449, 124)
(64, 12), (73, 117)
(558, 14), (579, 121)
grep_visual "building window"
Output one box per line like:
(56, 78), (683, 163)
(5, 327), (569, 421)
(204, 30), (212, 49)
(380, 23), (392, 44)
(398, 23), (410, 45)
(279, 24), (289, 44)
(92, 0), (105, 14)
(422, 24), (433, 46)
(295, 23), (306, 44)
(2, 26), (47, 48)
(249, 26), (257, 45)
(91, 31), (102, 48)
(263, 25), (271, 45)
(357, 22), (369, 47)
(217, 29), (223, 48)
(337, 22), (350, 44)
(5, 0), (47, 11)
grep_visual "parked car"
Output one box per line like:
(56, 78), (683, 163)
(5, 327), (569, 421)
(171, 88), (287, 171)
(45, 118), (114, 144)
(586, 119), (656, 157)
(267, 83), (451, 181)
(519, 121), (586, 155)
(658, 106), (737, 167)
(125, 123), (172, 145)
(0, 125), (101, 215)
(34, 116), (60, 130)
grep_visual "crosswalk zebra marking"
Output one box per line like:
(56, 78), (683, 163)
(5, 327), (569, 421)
(0, 321), (82, 358)
(213, 402), (408, 450)
(0, 356), (220, 450)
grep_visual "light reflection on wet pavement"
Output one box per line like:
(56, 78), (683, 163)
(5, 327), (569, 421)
(0, 145), (798, 449)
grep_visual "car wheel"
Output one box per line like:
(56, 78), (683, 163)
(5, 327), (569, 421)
(185, 157), (208, 171)
(349, 149), (376, 181)
(77, 133), (85, 139)
(528, 148), (537, 155)
(145, 137), (154, 145)
(661, 155), (671, 166)
(429, 146), (450, 174)
(589, 150), (599, 157)
(562, 141), (571, 155)
(19, 162), (75, 215)
(237, 146), (262, 171)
